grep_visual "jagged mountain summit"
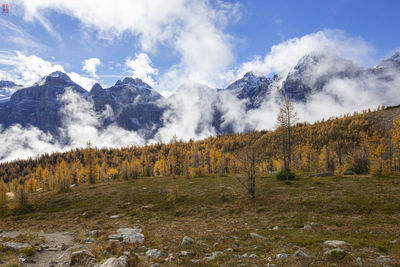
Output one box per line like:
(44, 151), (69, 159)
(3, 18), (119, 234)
(0, 72), (86, 135)
(225, 71), (274, 109)
(88, 77), (164, 133)
(281, 53), (361, 101)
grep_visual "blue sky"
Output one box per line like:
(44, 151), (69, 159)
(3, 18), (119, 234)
(0, 0), (399, 93)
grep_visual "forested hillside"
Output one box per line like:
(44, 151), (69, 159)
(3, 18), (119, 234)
(1, 104), (399, 202)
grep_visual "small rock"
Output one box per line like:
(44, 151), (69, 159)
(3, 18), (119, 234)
(378, 255), (392, 264)
(70, 250), (96, 266)
(141, 204), (154, 210)
(242, 253), (248, 257)
(61, 243), (69, 251)
(249, 254), (259, 259)
(232, 243), (239, 248)
(225, 248), (233, 252)
(181, 236), (194, 246)
(323, 240), (349, 248)
(109, 234), (123, 241)
(232, 254), (243, 259)
(116, 228), (144, 244)
(356, 256), (363, 266)
(179, 251), (194, 257)
(86, 230), (99, 236)
(272, 226), (279, 230)
(204, 251), (222, 261)
(213, 242), (219, 247)
(250, 233), (266, 240)
(303, 225), (312, 230)
(70, 184), (78, 188)
(82, 212), (87, 216)
(276, 253), (289, 259)
(294, 249), (311, 258)
(110, 215), (120, 219)
(123, 251), (130, 256)
(3, 242), (32, 251)
(150, 264), (161, 267)
(323, 248), (347, 259)
(146, 249), (163, 259)
(191, 259), (201, 263)
(99, 255), (128, 267)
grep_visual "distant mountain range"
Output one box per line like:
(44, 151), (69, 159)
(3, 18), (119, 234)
(0, 52), (399, 140)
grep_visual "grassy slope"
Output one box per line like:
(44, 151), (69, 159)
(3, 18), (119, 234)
(366, 105), (400, 131)
(1, 174), (400, 266)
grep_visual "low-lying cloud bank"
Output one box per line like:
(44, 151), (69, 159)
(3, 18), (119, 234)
(1, 30), (400, 162)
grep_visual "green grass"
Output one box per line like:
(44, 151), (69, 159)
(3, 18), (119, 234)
(0, 174), (400, 266)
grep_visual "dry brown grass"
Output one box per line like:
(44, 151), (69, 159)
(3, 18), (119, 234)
(0, 174), (400, 266)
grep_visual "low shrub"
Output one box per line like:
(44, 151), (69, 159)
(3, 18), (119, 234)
(276, 168), (296, 181)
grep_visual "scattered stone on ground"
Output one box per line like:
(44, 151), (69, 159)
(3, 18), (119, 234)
(70, 250), (96, 266)
(179, 250), (194, 257)
(2, 242), (32, 251)
(146, 248), (163, 259)
(276, 253), (289, 259)
(204, 251), (222, 261)
(323, 240), (349, 248)
(356, 256), (363, 266)
(225, 248), (233, 252)
(249, 232), (266, 240)
(99, 255), (128, 267)
(110, 215), (120, 219)
(272, 226), (279, 230)
(181, 236), (194, 246)
(378, 255), (393, 264)
(141, 204), (154, 210)
(249, 254), (259, 258)
(294, 249), (312, 258)
(108, 228), (145, 244)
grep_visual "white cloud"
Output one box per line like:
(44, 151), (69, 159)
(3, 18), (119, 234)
(0, 51), (98, 90)
(0, 124), (63, 162)
(235, 30), (375, 83)
(14, 0), (241, 90)
(0, 17), (42, 50)
(125, 53), (158, 87)
(59, 89), (145, 148)
(82, 57), (101, 78)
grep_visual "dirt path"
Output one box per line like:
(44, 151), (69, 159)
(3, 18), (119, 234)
(0, 231), (83, 266)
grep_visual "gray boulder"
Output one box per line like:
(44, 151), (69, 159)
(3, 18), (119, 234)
(179, 251), (194, 258)
(70, 250), (96, 266)
(204, 251), (222, 261)
(276, 253), (289, 259)
(99, 256), (128, 267)
(294, 249), (312, 258)
(3, 242), (32, 251)
(249, 233), (266, 240)
(323, 240), (349, 248)
(146, 249), (163, 259)
(181, 236), (194, 246)
(109, 228), (144, 244)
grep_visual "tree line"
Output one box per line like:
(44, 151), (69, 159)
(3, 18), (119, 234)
(0, 101), (399, 205)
